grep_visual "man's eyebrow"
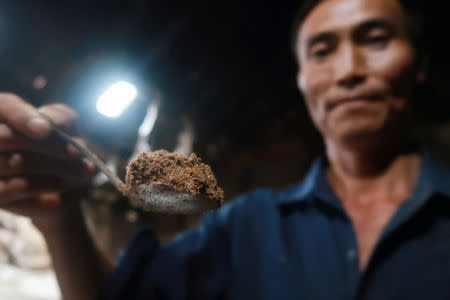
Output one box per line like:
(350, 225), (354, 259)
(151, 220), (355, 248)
(357, 18), (394, 32)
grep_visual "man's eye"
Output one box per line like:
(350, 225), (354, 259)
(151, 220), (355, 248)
(367, 35), (389, 48)
(311, 48), (330, 59)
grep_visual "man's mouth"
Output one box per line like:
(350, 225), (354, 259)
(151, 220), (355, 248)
(327, 93), (384, 111)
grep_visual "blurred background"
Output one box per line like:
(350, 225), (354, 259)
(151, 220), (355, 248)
(0, 0), (450, 298)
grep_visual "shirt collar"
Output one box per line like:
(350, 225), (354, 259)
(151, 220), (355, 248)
(278, 147), (450, 207)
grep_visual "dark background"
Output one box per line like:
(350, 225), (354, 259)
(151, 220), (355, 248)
(1, 0), (450, 198)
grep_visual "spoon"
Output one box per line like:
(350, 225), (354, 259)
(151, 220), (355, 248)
(38, 112), (219, 214)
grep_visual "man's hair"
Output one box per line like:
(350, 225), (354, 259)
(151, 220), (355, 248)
(290, 0), (428, 67)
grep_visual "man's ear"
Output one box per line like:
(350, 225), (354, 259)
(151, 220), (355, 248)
(297, 70), (306, 93)
(416, 55), (429, 84)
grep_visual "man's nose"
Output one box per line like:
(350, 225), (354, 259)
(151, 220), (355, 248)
(335, 44), (366, 88)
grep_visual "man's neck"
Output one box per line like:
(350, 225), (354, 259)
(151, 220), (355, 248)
(325, 141), (421, 203)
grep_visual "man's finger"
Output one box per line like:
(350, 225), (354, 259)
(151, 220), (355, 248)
(0, 93), (51, 139)
(0, 175), (89, 203)
(0, 152), (94, 179)
(0, 124), (83, 159)
(66, 137), (89, 158)
(38, 104), (79, 135)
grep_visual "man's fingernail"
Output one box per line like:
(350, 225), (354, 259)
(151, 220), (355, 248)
(67, 144), (81, 157)
(83, 158), (95, 172)
(8, 153), (23, 169)
(7, 178), (29, 191)
(0, 125), (13, 139)
(27, 117), (51, 138)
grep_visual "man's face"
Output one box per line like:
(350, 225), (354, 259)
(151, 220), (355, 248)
(296, 0), (425, 147)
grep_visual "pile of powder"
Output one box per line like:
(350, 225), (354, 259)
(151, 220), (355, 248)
(126, 150), (224, 205)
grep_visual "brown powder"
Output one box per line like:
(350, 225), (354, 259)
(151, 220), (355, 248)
(125, 150), (224, 205)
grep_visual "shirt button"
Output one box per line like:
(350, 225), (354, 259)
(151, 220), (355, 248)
(347, 249), (357, 261)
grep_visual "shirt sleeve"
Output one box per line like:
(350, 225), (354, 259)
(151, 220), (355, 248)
(98, 209), (231, 300)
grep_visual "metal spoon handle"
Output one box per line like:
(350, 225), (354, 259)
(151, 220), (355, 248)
(38, 112), (128, 195)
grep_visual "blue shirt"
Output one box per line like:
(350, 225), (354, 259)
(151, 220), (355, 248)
(100, 148), (450, 300)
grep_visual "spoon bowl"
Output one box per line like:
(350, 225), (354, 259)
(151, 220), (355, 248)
(126, 183), (220, 214)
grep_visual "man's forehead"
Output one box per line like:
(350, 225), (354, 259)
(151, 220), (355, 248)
(299, 0), (404, 43)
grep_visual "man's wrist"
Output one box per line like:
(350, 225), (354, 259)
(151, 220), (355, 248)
(32, 203), (85, 238)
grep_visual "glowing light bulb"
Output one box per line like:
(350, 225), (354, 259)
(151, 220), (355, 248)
(96, 81), (138, 118)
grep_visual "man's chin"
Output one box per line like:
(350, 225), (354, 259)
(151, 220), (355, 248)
(332, 124), (388, 149)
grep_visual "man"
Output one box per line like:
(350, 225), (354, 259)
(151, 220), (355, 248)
(0, 0), (448, 299)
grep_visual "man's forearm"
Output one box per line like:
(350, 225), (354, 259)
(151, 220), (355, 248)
(37, 205), (110, 300)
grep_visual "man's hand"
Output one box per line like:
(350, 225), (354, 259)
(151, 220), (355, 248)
(0, 93), (106, 300)
(0, 93), (94, 224)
